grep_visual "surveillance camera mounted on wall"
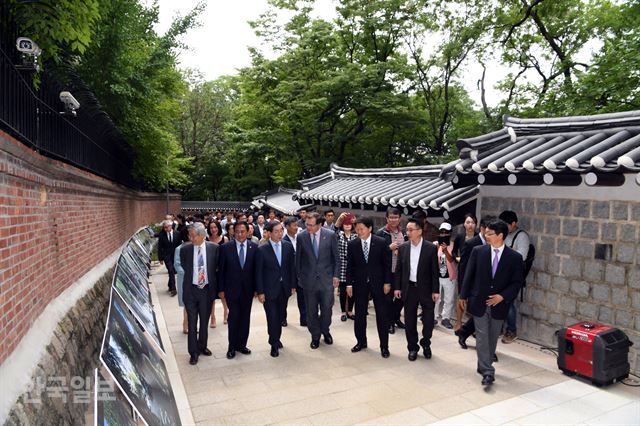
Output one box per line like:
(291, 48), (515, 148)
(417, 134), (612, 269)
(59, 91), (80, 117)
(15, 37), (41, 72)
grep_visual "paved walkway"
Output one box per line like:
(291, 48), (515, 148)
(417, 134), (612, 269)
(150, 266), (639, 425)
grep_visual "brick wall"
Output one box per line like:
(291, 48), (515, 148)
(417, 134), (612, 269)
(482, 196), (640, 374)
(0, 130), (180, 364)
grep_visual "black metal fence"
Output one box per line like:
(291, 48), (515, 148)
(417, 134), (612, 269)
(0, 5), (139, 188)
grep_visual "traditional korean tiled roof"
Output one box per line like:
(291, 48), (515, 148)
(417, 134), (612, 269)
(252, 187), (314, 215)
(455, 111), (640, 178)
(296, 163), (479, 213)
(180, 201), (252, 211)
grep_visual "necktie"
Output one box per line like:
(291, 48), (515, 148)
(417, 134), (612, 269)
(239, 243), (245, 268)
(168, 232), (172, 243)
(312, 234), (319, 258)
(363, 240), (369, 263)
(197, 247), (205, 288)
(275, 242), (281, 266)
(492, 248), (499, 278)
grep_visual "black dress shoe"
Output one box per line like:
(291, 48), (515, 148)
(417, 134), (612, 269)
(381, 347), (390, 358)
(351, 343), (367, 352)
(310, 340), (320, 349)
(341, 314), (347, 322)
(455, 331), (468, 350)
(277, 341), (283, 349)
(270, 346), (279, 357)
(170, 290), (177, 297)
(481, 375), (495, 386)
(347, 314), (355, 321)
(226, 350), (236, 359)
(423, 346), (432, 359)
(408, 351), (418, 361)
(388, 324), (395, 334)
(323, 333), (333, 345)
(238, 347), (252, 355)
(395, 320), (405, 329)
(493, 354), (499, 362)
(281, 320), (288, 327)
(300, 320), (308, 327)
(200, 348), (213, 356)
(189, 355), (198, 365)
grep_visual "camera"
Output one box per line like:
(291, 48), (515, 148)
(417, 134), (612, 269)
(437, 235), (450, 246)
(59, 91), (80, 117)
(15, 37), (42, 72)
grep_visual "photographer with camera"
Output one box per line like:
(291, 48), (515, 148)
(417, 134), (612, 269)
(433, 222), (457, 329)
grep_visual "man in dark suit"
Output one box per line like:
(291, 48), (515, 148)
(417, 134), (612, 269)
(158, 220), (181, 296)
(455, 215), (494, 350)
(256, 220), (296, 357)
(283, 216), (306, 326)
(218, 221), (258, 359)
(180, 222), (219, 365)
(459, 219), (524, 386)
(296, 212), (340, 349)
(394, 218), (439, 361)
(347, 216), (393, 358)
(254, 214), (266, 239)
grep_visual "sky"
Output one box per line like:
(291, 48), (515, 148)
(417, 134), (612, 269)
(154, 1), (524, 107)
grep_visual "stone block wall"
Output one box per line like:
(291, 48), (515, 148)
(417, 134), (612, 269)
(0, 130), (180, 364)
(482, 196), (640, 375)
(4, 266), (113, 425)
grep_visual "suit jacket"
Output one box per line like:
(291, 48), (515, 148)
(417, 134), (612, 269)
(393, 240), (439, 302)
(158, 230), (181, 262)
(282, 234), (296, 252)
(253, 224), (265, 240)
(180, 242), (219, 302)
(217, 239), (258, 301)
(458, 235), (484, 286)
(295, 228), (340, 290)
(346, 235), (392, 297)
(255, 240), (296, 300)
(460, 245), (524, 319)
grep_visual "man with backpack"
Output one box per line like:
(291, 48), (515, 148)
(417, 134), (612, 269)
(498, 210), (534, 344)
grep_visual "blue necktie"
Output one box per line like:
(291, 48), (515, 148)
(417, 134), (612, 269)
(312, 234), (319, 258)
(363, 240), (369, 263)
(239, 243), (245, 268)
(275, 242), (281, 266)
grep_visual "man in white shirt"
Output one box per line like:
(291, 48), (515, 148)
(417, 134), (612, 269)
(393, 218), (439, 361)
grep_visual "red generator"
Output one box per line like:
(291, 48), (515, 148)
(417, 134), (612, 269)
(558, 322), (632, 386)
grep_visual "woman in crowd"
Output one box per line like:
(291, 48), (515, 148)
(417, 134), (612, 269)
(335, 212), (357, 321)
(453, 213), (478, 331)
(207, 220), (229, 328)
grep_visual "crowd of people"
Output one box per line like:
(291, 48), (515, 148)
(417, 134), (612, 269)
(156, 206), (531, 387)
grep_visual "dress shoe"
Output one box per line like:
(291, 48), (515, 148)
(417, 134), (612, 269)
(351, 343), (367, 352)
(310, 340), (320, 349)
(493, 354), (499, 362)
(388, 324), (395, 334)
(341, 314), (347, 322)
(238, 347), (251, 355)
(422, 346), (432, 359)
(270, 346), (279, 357)
(170, 290), (177, 297)
(347, 313), (355, 321)
(226, 349), (236, 359)
(323, 333), (333, 345)
(281, 320), (288, 327)
(395, 320), (405, 329)
(381, 347), (390, 358)
(441, 318), (453, 329)
(200, 348), (212, 356)
(455, 331), (468, 350)
(300, 320), (308, 327)
(189, 355), (198, 365)
(408, 351), (418, 361)
(277, 341), (283, 349)
(481, 375), (495, 386)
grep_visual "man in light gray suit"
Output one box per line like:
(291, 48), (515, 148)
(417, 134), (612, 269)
(296, 212), (341, 349)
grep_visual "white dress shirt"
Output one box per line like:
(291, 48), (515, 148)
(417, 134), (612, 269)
(409, 238), (423, 282)
(192, 241), (208, 285)
(286, 233), (297, 252)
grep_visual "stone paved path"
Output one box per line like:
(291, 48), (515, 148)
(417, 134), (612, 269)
(150, 266), (639, 425)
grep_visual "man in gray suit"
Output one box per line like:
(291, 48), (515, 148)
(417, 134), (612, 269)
(296, 212), (341, 349)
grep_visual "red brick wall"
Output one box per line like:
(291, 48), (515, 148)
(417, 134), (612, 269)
(0, 130), (181, 364)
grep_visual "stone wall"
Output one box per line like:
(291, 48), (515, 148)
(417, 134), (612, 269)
(4, 266), (113, 425)
(0, 130), (180, 364)
(482, 196), (640, 375)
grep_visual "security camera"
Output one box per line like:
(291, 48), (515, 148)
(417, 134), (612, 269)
(15, 37), (42, 72)
(16, 37), (41, 55)
(59, 91), (80, 117)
